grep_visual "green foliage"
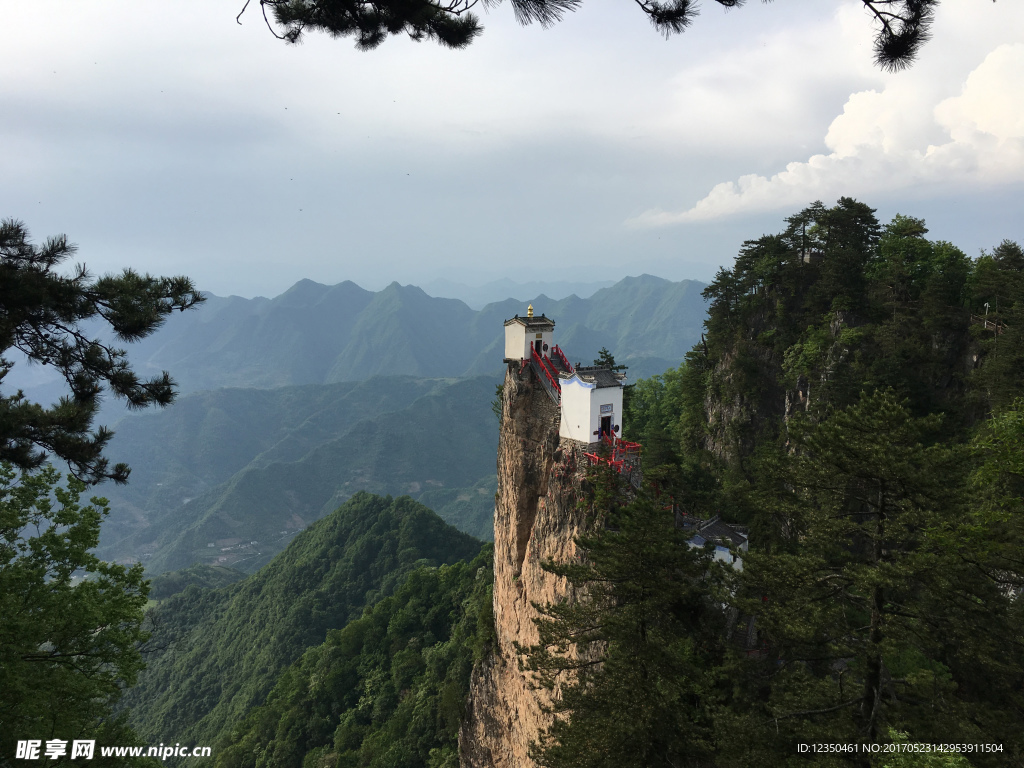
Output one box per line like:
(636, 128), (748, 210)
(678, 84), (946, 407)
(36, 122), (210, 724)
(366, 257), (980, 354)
(491, 383), (504, 419)
(216, 547), (493, 768)
(964, 397), (1024, 629)
(592, 347), (625, 372)
(965, 241), (1024, 411)
(881, 729), (974, 767)
(122, 493), (483, 752)
(623, 354), (722, 517)
(254, 0), (939, 73)
(0, 219), (203, 484)
(635, 201), (1022, 492)
(567, 203), (1024, 765)
(148, 564), (246, 601)
(524, 489), (729, 768)
(260, 0), (715, 51)
(723, 391), (1024, 762)
(0, 463), (150, 761)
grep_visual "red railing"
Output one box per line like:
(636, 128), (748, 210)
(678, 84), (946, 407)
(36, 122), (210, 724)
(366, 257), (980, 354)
(601, 433), (642, 461)
(584, 434), (642, 484)
(531, 347), (561, 394)
(552, 344), (573, 373)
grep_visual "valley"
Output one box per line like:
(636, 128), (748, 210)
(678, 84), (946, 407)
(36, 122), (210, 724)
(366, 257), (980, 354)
(79, 274), (708, 575)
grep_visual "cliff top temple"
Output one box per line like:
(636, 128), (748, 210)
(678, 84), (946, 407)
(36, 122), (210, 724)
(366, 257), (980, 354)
(503, 305), (626, 445)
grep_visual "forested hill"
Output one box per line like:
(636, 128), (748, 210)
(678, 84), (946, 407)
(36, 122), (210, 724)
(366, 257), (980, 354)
(571, 201), (1024, 764)
(95, 274), (706, 394)
(120, 201), (1024, 766)
(216, 549), (494, 768)
(122, 493), (482, 755)
(627, 202), (1024, 490)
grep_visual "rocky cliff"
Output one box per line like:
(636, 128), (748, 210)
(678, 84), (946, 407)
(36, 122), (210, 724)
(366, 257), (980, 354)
(459, 364), (591, 768)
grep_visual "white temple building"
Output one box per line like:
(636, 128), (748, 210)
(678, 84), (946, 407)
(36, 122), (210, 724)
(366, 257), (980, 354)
(558, 367), (625, 443)
(504, 305), (626, 446)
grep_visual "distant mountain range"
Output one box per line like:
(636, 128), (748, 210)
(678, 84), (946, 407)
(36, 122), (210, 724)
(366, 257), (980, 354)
(122, 273), (706, 394)
(18, 272), (709, 574)
(8, 273), (707, 409)
(419, 277), (617, 309)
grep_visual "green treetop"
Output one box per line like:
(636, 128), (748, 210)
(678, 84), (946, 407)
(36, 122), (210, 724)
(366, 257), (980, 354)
(724, 390), (1023, 765)
(0, 463), (151, 760)
(523, 467), (729, 768)
(0, 220), (204, 484)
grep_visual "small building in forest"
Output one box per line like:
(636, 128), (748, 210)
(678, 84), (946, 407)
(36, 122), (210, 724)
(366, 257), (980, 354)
(682, 515), (749, 570)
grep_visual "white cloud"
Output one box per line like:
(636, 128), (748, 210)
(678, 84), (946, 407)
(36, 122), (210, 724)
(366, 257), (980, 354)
(1, 0), (1021, 295)
(630, 26), (1024, 226)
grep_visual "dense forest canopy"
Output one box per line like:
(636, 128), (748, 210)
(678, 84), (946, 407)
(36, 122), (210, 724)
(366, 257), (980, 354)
(528, 199), (1024, 766)
(216, 548), (494, 768)
(122, 493), (483, 753)
(142, 199), (1024, 768)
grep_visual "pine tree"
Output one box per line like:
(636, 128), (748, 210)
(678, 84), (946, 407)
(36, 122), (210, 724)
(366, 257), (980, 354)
(0, 220), (204, 484)
(723, 390), (1023, 766)
(250, 0), (942, 71)
(523, 475), (729, 768)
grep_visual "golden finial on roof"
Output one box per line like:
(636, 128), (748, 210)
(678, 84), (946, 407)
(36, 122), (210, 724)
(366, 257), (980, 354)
(527, 304), (534, 318)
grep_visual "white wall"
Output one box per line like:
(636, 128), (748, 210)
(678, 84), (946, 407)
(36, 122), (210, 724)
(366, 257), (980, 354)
(559, 377), (594, 442)
(534, 328), (554, 358)
(504, 323), (527, 361)
(504, 322), (554, 361)
(559, 376), (623, 443)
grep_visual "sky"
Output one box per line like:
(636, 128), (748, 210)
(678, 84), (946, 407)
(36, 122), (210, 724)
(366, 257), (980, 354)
(1, 0), (1022, 298)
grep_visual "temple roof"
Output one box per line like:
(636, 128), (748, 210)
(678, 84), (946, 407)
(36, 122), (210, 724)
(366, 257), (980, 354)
(564, 366), (626, 389)
(504, 314), (555, 329)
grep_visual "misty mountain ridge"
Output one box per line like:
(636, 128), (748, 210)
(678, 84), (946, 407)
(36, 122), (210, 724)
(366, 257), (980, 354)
(419, 276), (618, 308)
(4, 274), (707, 407)
(20, 272), (708, 574)
(130, 273), (706, 393)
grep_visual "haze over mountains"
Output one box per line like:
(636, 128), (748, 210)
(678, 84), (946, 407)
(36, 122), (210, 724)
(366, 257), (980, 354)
(61, 273), (710, 574)
(98, 376), (498, 573)
(419, 277), (617, 309)
(9, 273), (706, 404)
(121, 273), (707, 394)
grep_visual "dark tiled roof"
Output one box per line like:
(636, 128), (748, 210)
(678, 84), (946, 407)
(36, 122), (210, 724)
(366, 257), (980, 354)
(569, 365), (626, 389)
(695, 516), (748, 548)
(504, 314), (555, 328)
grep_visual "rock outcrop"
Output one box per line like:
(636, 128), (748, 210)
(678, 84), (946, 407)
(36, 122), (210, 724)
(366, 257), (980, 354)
(459, 364), (591, 768)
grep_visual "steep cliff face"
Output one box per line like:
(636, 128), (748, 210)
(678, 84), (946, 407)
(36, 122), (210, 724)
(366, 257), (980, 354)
(460, 365), (590, 768)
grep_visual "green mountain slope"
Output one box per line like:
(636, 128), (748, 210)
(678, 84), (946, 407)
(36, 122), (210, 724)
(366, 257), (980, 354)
(216, 548), (494, 768)
(100, 376), (499, 573)
(129, 279), (378, 392)
(148, 564), (247, 601)
(122, 493), (482, 753)
(97, 376), (455, 548)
